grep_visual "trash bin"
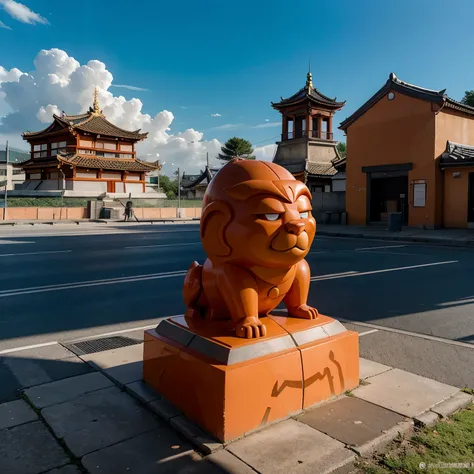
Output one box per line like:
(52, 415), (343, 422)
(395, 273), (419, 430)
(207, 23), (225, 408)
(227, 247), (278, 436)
(388, 212), (402, 232)
(101, 208), (112, 219)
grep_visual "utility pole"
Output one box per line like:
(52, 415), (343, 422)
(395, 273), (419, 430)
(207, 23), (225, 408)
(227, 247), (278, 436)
(177, 166), (181, 214)
(206, 152), (209, 169)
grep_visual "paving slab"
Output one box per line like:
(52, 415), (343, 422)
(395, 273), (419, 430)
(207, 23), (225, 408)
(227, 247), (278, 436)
(125, 380), (161, 404)
(206, 450), (256, 474)
(81, 344), (144, 386)
(0, 420), (69, 474)
(1, 354), (93, 390)
(42, 386), (163, 457)
(228, 419), (355, 474)
(352, 368), (458, 417)
(0, 399), (38, 430)
(5, 344), (76, 361)
(148, 397), (181, 421)
(297, 396), (405, 447)
(25, 372), (113, 409)
(82, 429), (224, 474)
(170, 415), (222, 454)
(359, 358), (392, 380)
(45, 465), (82, 474)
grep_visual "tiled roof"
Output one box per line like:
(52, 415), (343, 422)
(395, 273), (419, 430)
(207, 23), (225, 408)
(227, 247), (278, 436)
(339, 73), (474, 131)
(57, 153), (161, 172)
(182, 167), (220, 189)
(14, 159), (58, 169)
(23, 111), (148, 141)
(272, 73), (345, 111)
(440, 141), (474, 167)
(306, 162), (338, 177)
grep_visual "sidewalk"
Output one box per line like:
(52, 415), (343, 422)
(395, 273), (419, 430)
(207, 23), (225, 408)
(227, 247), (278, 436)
(317, 224), (474, 247)
(0, 218), (200, 226)
(0, 330), (472, 474)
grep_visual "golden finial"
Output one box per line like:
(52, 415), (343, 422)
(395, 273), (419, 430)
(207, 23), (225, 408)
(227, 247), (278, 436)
(93, 87), (100, 114)
(306, 71), (313, 89)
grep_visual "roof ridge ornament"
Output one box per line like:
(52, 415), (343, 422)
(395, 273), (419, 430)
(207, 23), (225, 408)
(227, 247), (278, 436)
(91, 87), (104, 116)
(306, 71), (313, 89)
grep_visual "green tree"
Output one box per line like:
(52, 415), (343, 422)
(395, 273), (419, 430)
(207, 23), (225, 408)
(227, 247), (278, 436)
(218, 137), (255, 162)
(336, 141), (346, 159)
(159, 175), (178, 197)
(461, 90), (474, 107)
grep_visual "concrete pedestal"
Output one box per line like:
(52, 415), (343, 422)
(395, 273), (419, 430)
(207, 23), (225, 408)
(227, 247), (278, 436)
(143, 313), (359, 442)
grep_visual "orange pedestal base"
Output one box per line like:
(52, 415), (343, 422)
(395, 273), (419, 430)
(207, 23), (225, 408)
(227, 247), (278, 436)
(143, 313), (359, 442)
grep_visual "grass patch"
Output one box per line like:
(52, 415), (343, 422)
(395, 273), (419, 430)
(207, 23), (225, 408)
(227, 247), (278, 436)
(357, 404), (474, 473)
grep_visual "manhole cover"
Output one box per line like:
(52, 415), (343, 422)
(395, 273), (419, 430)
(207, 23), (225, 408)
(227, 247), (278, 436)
(64, 336), (141, 356)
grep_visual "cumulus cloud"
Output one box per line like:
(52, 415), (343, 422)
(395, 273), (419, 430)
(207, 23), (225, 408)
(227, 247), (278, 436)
(110, 84), (148, 92)
(0, 0), (48, 24)
(254, 121), (280, 129)
(254, 144), (277, 162)
(210, 113), (221, 117)
(0, 48), (226, 175)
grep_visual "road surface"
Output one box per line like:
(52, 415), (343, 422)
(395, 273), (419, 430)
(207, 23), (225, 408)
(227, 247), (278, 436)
(0, 222), (473, 389)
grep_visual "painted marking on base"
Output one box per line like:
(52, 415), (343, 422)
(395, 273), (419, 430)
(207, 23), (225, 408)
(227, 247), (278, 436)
(0, 250), (72, 257)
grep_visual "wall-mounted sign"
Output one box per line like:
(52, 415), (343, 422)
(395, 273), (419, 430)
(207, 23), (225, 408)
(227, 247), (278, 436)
(413, 183), (426, 208)
(453, 172), (461, 178)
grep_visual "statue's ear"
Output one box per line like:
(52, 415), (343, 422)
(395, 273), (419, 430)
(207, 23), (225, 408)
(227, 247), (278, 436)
(200, 200), (232, 258)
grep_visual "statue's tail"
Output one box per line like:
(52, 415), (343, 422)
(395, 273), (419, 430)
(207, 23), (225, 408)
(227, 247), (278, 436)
(183, 261), (203, 310)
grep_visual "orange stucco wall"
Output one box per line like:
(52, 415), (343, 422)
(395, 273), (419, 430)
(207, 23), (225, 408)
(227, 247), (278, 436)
(436, 109), (474, 228)
(443, 168), (470, 228)
(345, 91), (437, 227)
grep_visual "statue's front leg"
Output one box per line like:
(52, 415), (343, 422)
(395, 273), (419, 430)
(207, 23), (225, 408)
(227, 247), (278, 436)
(284, 259), (319, 320)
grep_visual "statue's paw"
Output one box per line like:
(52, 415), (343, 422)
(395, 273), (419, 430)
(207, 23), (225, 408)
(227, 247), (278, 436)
(288, 304), (319, 320)
(235, 317), (267, 339)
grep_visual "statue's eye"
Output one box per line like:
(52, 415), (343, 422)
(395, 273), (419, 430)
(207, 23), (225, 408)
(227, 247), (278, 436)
(299, 211), (309, 219)
(264, 213), (280, 221)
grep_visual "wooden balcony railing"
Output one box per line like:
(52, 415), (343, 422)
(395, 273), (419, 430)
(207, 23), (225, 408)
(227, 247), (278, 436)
(282, 130), (333, 141)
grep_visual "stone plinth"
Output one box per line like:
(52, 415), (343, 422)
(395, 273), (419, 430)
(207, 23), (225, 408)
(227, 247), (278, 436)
(143, 314), (359, 442)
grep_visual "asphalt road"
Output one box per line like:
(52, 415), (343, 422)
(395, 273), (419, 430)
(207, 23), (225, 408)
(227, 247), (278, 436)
(0, 222), (473, 388)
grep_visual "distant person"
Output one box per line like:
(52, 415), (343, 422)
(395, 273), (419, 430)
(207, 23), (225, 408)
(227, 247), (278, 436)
(124, 200), (134, 221)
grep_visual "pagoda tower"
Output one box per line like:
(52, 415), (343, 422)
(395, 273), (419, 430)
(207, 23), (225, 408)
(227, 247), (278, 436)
(271, 72), (345, 191)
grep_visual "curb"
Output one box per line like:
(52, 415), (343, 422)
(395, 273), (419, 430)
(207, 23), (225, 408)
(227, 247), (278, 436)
(316, 230), (474, 248)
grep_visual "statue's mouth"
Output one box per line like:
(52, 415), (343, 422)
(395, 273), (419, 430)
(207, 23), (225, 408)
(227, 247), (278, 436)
(271, 231), (309, 253)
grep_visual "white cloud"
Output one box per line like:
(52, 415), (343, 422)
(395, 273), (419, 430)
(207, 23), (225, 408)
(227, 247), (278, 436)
(110, 84), (149, 92)
(211, 123), (243, 130)
(0, 19), (11, 29)
(210, 113), (221, 117)
(254, 144), (277, 162)
(0, 48), (222, 175)
(254, 121), (280, 129)
(265, 118), (270, 122)
(0, 0), (48, 24)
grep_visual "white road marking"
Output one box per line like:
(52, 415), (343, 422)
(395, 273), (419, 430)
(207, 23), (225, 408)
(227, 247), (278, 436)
(0, 270), (187, 298)
(358, 329), (379, 337)
(340, 319), (474, 349)
(311, 271), (359, 280)
(310, 261), (457, 281)
(125, 242), (201, 249)
(355, 245), (406, 251)
(0, 340), (59, 355)
(0, 250), (71, 257)
(0, 240), (35, 245)
(65, 324), (158, 343)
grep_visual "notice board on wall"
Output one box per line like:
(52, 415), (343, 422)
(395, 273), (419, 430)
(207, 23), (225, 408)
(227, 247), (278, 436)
(413, 183), (426, 207)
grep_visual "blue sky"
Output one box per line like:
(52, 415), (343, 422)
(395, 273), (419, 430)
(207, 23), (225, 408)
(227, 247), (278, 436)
(1, 0), (474, 162)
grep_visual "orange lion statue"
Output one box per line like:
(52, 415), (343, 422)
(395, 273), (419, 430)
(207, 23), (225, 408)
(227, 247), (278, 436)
(183, 158), (318, 339)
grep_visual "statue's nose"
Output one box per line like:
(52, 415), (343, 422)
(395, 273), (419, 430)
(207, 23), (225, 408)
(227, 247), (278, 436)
(286, 220), (305, 235)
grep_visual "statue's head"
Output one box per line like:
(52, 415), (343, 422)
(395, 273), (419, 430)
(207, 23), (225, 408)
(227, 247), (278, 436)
(200, 159), (316, 269)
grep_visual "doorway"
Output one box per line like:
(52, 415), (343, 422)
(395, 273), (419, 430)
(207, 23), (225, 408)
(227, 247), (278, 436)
(369, 174), (409, 224)
(107, 181), (116, 193)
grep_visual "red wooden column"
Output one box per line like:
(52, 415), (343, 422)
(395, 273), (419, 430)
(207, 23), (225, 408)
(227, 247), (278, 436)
(328, 116), (333, 140)
(317, 116), (323, 139)
(282, 115), (288, 140)
(307, 112), (313, 138)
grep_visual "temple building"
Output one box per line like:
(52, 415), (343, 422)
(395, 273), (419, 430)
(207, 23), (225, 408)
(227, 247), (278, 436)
(17, 89), (162, 197)
(181, 166), (219, 199)
(340, 73), (474, 229)
(271, 72), (346, 193)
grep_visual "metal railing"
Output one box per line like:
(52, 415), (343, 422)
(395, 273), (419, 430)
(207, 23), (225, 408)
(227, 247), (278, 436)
(282, 130), (333, 141)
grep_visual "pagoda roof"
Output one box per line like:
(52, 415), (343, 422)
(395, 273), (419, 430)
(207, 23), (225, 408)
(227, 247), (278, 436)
(182, 166), (219, 189)
(16, 153), (162, 173)
(339, 73), (474, 131)
(23, 89), (148, 142)
(272, 72), (346, 111)
(440, 141), (474, 168)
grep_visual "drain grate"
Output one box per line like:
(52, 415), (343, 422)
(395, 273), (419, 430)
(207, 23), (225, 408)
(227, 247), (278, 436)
(64, 336), (141, 356)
